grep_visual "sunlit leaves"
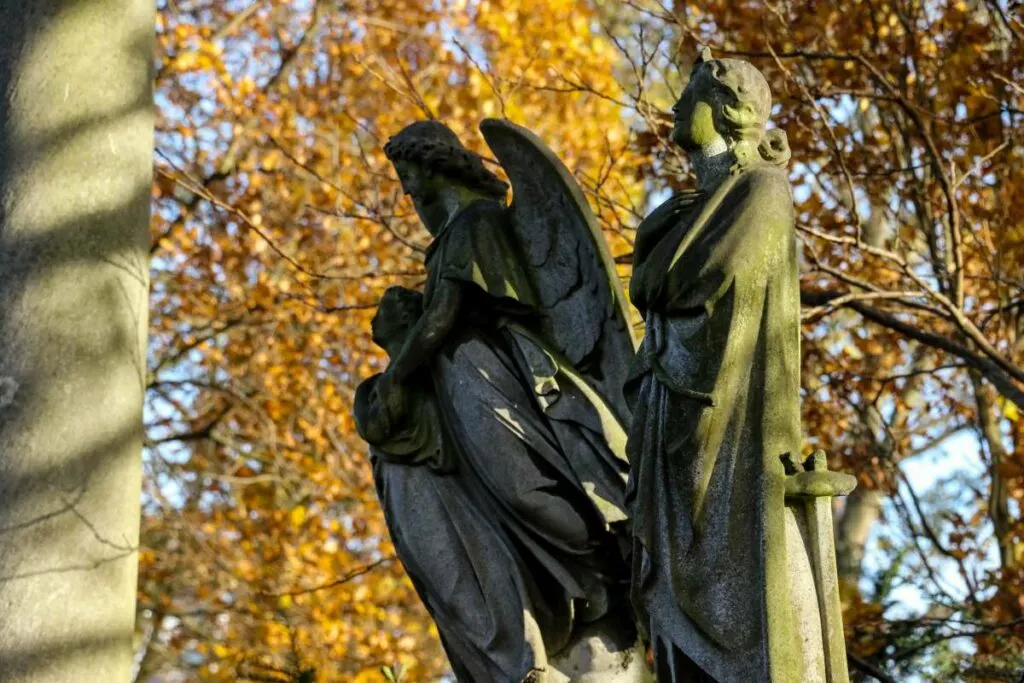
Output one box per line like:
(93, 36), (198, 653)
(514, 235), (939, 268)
(145, 0), (645, 680)
(145, 0), (1024, 680)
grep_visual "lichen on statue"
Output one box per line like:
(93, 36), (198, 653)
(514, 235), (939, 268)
(626, 49), (835, 683)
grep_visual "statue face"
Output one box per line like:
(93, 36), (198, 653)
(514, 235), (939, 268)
(394, 160), (429, 197)
(371, 314), (403, 354)
(393, 160), (448, 235)
(671, 73), (723, 152)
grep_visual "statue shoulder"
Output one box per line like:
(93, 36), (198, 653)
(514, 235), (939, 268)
(731, 164), (793, 207)
(449, 198), (508, 235)
(442, 199), (514, 264)
(428, 198), (536, 306)
(428, 199), (507, 269)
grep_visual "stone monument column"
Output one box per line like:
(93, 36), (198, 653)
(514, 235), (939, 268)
(0, 2), (152, 681)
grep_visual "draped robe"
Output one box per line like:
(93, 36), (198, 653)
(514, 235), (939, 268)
(626, 164), (807, 682)
(357, 198), (632, 682)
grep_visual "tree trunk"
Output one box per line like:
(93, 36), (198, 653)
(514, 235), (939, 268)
(0, 1), (152, 681)
(834, 393), (892, 596)
(971, 372), (1016, 571)
(836, 487), (885, 587)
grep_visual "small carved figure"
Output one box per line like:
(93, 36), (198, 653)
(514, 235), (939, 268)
(625, 49), (853, 682)
(356, 286), (539, 682)
(355, 120), (646, 682)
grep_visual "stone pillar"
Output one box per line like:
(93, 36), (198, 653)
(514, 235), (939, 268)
(0, 1), (153, 680)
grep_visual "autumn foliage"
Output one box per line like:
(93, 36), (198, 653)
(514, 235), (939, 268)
(146, 1), (1023, 681)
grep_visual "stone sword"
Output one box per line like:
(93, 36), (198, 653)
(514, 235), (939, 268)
(784, 450), (858, 683)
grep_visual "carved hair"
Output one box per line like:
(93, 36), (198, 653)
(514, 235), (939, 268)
(693, 52), (791, 167)
(384, 120), (509, 200)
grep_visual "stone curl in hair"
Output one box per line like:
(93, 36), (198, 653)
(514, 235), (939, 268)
(693, 52), (791, 167)
(384, 120), (509, 200)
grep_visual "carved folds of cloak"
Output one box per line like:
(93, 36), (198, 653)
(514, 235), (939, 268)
(356, 198), (632, 683)
(626, 164), (808, 682)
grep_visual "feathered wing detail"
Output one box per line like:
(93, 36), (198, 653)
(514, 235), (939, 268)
(480, 118), (637, 420)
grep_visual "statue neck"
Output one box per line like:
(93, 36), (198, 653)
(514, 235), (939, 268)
(435, 186), (486, 228)
(690, 139), (732, 192)
(417, 185), (488, 237)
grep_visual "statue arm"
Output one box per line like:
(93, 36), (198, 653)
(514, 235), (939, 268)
(386, 277), (464, 382)
(634, 192), (696, 264)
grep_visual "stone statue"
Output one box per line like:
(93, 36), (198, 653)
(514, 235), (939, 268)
(625, 49), (856, 682)
(354, 119), (648, 682)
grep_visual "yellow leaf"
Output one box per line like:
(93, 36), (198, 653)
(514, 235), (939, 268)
(999, 397), (1020, 422)
(289, 506), (307, 527)
(352, 669), (383, 683)
(172, 50), (201, 71)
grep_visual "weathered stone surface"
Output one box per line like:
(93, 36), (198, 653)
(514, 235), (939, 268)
(625, 48), (853, 683)
(354, 120), (644, 682)
(785, 505), (827, 683)
(548, 617), (653, 683)
(0, 1), (152, 681)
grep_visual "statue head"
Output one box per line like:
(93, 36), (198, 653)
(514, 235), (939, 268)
(384, 121), (508, 235)
(671, 48), (789, 169)
(371, 286), (424, 357)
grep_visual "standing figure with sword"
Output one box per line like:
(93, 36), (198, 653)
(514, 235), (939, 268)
(624, 48), (857, 683)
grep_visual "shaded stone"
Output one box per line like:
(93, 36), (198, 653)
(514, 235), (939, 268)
(354, 120), (645, 682)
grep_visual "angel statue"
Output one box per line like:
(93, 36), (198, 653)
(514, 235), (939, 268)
(353, 119), (648, 683)
(625, 49), (855, 682)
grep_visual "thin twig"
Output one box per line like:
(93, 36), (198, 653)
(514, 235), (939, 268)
(266, 557), (395, 597)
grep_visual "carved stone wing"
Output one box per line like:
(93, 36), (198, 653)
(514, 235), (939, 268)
(480, 118), (637, 418)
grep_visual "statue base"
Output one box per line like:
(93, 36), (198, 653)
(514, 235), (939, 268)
(546, 612), (653, 682)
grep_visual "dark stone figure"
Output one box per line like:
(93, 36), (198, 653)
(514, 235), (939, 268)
(625, 50), (852, 682)
(354, 120), (648, 682)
